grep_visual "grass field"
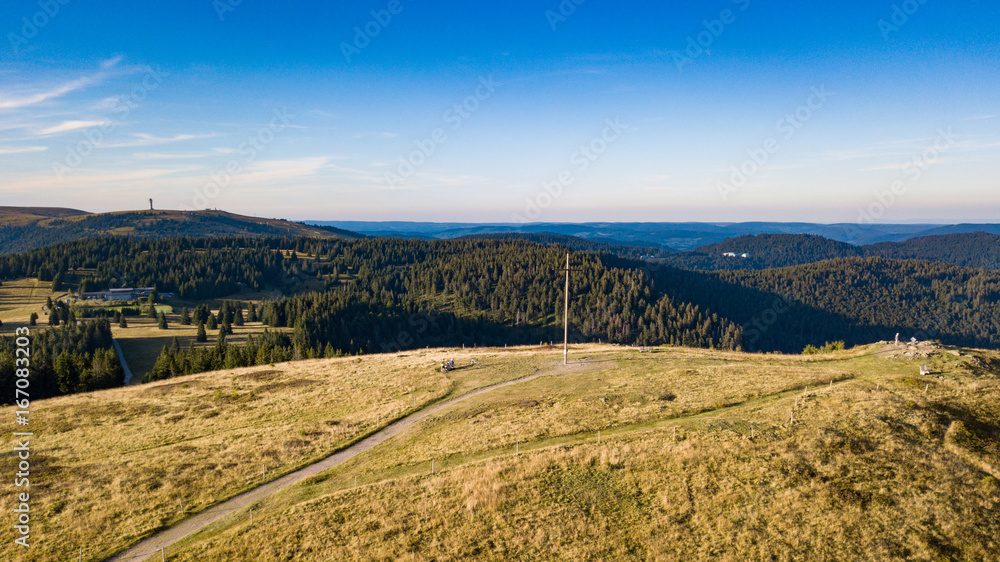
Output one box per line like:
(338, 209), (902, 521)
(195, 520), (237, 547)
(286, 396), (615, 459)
(0, 347), (545, 561)
(0, 278), (65, 333)
(2, 343), (998, 561)
(0, 277), (301, 381)
(170, 344), (1000, 561)
(111, 313), (291, 383)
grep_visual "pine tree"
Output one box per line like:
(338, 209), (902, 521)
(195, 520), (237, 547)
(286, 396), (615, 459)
(180, 307), (191, 325)
(29, 312), (38, 326)
(196, 322), (208, 342)
(207, 315), (217, 330)
(158, 312), (168, 330)
(119, 316), (128, 328)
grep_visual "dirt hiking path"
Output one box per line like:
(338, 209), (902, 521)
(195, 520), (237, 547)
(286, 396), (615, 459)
(109, 361), (584, 561)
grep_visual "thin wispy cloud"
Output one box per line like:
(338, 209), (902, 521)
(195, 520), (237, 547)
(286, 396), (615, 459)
(103, 133), (217, 148)
(307, 109), (339, 119)
(235, 157), (331, 185)
(0, 76), (98, 110)
(0, 58), (122, 110)
(37, 120), (108, 136)
(354, 132), (399, 139)
(860, 157), (955, 172)
(0, 146), (48, 155)
(132, 152), (213, 160)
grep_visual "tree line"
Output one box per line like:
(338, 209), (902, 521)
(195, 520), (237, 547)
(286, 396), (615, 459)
(0, 318), (123, 403)
(4, 235), (1000, 389)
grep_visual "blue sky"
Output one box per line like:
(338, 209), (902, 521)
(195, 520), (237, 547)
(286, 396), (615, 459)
(1, 0), (998, 223)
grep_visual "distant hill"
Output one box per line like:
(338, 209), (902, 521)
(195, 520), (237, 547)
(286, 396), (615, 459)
(866, 232), (1000, 269)
(454, 232), (668, 259)
(310, 220), (988, 249)
(0, 208), (361, 254)
(657, 232), (1000, 271)
(653, 256), (1000, 352)
(0, 206), (89, 226)
(677, 233), (864, 269)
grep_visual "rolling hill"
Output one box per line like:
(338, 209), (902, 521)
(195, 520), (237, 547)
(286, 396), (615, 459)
(0, 208), (361, 254)
(4, 343), (997, 560)
(311, 220), (1000, 249)
(867, 232), (1000, 269)
(0, 206), (90, 226)
(657, 232), (1000, 271)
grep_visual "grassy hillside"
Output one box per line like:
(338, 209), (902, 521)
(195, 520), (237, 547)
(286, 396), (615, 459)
(0, 347), (541, 561)
(0, 278), (64, 333)
(0, 206), (88, 227)
(0, 208), (360, 254)
(170, 344), (1000, 561)
(4, 343), (997, 560)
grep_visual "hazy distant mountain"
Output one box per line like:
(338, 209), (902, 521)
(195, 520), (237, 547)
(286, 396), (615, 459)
(310, 220), (996, 250)
(661, 232), (1000, 271)
(0, 208), (360, 254)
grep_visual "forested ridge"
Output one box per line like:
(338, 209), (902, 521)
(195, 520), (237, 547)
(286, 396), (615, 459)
(660, 257), (1000, 352)
(0, 236), (291, 299)
(668, 232), (1000, 271)
(145, 241), (742, 380)
(3, 234), (1000, 390)
(0, 209), (358, 254)
(0, 318), (123, 403)
(866, 232), (1000, 269)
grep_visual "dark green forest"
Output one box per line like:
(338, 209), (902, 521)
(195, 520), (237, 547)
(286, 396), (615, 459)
(0, 318), (123, 403)
(3, 233), (1000, 392)
(664, 232), (1000, 271)
(145, 241), (742, 380)
(653, 257), (1000, 353)
(0, 210), (359, 254)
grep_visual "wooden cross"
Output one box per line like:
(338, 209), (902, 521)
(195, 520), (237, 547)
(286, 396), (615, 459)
(557, 253), (581, 365)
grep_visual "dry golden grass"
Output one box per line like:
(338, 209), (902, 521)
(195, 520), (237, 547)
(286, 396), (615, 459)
(0, 348), (547, 561)
(0, 278), (65, 333)
(163, 344), (1000, 561)
(334, 347), (863, 475)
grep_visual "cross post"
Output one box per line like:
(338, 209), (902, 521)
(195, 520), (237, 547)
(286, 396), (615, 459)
(557, 253), (581, 365)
